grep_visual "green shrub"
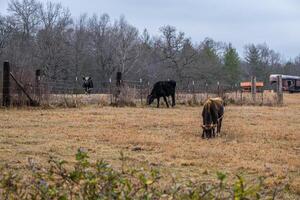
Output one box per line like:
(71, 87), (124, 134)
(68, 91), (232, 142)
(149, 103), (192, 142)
(0, 148), (292, 199)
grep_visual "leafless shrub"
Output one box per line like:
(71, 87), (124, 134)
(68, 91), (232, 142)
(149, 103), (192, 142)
(112, 85), (137, 107)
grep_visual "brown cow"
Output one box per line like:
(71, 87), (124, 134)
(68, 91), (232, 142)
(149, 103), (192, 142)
(201, 97), (225, 138)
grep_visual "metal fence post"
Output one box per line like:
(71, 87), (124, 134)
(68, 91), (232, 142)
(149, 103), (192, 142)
(192, 80), (195, 103)
(261, 88), (264, 104)
(217, 81), (220, 97)
(2, 61), (10, 107)
(205, 82), (208, 99)
(235, 83), (238, 99)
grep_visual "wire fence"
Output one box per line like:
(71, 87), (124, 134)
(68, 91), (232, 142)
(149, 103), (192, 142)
(0, 61), (283, 107)
(0, 75), (280, 107)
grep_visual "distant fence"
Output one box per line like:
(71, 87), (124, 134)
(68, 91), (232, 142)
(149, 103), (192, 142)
(1, 61), (284, 107)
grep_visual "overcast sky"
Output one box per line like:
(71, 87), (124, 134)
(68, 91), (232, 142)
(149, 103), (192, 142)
(1, 0), (300, 59)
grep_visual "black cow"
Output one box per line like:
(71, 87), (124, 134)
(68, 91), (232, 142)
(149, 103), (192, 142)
(82, 76), (93, 94)
(201, 97), (225, 138)
(147, 80), (176, 108)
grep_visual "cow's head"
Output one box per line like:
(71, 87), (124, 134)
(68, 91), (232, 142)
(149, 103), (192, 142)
(201, 102), (215, 138)
(201, 123), (216, 138)
(82, 76), (91, 81)
(147, 94), (155, 105)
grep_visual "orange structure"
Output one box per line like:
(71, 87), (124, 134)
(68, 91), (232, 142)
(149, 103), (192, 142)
(240, 81), (264, 92)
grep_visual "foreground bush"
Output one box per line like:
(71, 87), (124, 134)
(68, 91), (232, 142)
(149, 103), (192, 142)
(0, 149), (291, 199)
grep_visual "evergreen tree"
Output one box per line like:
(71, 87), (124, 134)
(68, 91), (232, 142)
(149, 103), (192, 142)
(223, 43), (240, 85)
(244, 44), (264, 80)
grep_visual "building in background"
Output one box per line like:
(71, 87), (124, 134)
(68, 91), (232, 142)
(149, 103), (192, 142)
(269, 74), (300, 93)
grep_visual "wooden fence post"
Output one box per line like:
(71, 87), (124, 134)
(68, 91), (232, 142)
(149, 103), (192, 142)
(251, 76), (256, 104)
(2, 61), (10, 107)
(116, 72), (122, 87)
(240, 88), (243, 103)
(277, 75), (283, 105)
(115, 72), (122, 103)
(35, 69), (41, 102)
(10, 72), (38, 106)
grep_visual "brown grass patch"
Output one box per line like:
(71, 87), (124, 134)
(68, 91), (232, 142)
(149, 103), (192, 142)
(0, 93), (299, 195)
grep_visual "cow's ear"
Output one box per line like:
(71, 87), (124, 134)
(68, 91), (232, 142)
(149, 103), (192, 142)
(82, 76), (85, 80)
(88, 77), (92, 80)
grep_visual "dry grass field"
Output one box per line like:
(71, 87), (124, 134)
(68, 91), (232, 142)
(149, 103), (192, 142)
(0, 93), (300, 196)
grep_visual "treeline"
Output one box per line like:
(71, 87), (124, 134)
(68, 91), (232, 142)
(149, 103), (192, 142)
(0, 0), (300, 88)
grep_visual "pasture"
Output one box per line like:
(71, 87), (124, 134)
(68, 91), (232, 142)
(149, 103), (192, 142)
(0, 93), (300, 196)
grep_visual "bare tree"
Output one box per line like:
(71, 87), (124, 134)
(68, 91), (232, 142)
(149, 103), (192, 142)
(113, 16), (140, 77)
(0, 15), (15, 56)
(73, 14), (88, 81)
(157, 25), (196, 85)
(8, 0), (41, 37)
(36, 1), (73, 80)
(1, 0), (298, 91)
(87, 13), (117, 81)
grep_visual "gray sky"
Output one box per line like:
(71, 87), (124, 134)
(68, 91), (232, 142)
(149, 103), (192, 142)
(1, 0), (300, 59)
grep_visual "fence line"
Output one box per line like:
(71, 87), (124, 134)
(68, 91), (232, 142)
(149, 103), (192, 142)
(1, 61), (283, 107)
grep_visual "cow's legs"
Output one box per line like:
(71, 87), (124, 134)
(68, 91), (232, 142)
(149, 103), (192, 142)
(202, 130), (205, 139)
(171, 94), (175, 107)
(217, 119), (223, 135)
(163, 96), (169, 108)
(157, 97), (160, 108)
(208, 130), (212, 138)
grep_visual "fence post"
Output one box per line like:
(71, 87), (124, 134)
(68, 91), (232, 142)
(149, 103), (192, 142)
(235, 83), (238, 99)
(109, 77), (112, 104)
(140, 78), (143, 105)
(35, 69), (41, 103)
(277, 75), (283, 105)
(261, 88), (264, 105)
(74, 75), (78, 105)
(240, 88), (243, 103)
(251, 76), (256, 104)
(205, 82), (208, 99)
(217, 81), (220, 97)
(116, 72), (122, 87)
(115, 72), (122, 103)
(192, 80), (196, 103)
(2, 61), (10, 107)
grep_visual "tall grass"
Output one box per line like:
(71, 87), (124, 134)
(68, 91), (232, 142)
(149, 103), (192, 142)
(0, 148), (290, 199)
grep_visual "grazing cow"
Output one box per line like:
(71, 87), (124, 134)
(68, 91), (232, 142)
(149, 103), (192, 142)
(82, 76), (93, 94)
(147, 80), (176, 108)
(201, 97), (225, 138)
